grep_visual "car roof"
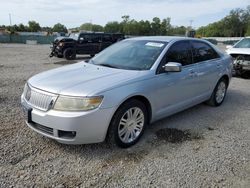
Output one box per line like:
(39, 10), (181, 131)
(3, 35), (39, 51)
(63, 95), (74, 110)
(126, 36), (206, 43)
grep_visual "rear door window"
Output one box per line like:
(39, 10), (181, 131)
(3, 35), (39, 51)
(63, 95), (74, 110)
(102, 34), (112, 42)
(191, 41), (220, 63)
(80, 34), (101, 43)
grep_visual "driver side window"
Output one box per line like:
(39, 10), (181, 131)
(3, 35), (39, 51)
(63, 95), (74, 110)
(166, 41), (192, 66)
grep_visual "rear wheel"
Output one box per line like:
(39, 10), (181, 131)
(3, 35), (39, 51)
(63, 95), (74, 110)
(107, 99), (148, 148)
(206, 78), (228, 106)
(63, 48), (76, 60)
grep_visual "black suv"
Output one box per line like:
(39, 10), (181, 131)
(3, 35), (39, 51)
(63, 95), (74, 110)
(50, 32), (125, 60)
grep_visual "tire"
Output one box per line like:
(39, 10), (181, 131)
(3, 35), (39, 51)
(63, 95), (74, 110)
(107, 99), (148, 148)
(240, 71), (250, 79)
(63, 48), (76, 60)
(206, 78), (228, 106)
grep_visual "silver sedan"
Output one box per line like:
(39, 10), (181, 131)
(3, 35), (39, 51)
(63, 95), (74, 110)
(21, 36), (232, 148)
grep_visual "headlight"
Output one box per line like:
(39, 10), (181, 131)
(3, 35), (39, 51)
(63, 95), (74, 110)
(53, 96), (103, 111)
(58, 42), (64, 47)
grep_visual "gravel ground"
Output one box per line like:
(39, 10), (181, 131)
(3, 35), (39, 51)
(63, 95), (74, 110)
(0, 43), (250, 188)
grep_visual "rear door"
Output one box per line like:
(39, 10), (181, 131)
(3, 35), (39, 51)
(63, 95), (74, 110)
(190, 41), (221, 95)
(77, 34), (101, 55)
(100, 34), (113, 51)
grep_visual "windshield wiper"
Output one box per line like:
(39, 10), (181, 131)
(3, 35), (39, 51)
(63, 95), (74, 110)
(98, 63), (119, 69)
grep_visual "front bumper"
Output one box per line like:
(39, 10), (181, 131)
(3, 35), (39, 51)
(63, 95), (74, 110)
(21, 96), (115, 144)
(50, 45), (63, 57)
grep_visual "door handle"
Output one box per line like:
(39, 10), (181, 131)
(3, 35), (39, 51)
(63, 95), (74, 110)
(217, 63), (222, 68)
(189, 69), (195, 77)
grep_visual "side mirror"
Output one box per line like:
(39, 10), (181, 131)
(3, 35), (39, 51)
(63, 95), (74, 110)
(226, 45), (233, 49)
(163, 62), (182, 72)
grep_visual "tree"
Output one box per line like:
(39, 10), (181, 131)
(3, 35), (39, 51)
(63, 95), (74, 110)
(18, 24), (26, 32)
(161, 18), (171, 35)
(41, 26), (52, 33)
(137, 20), (151, 35)
(170, 26), (187, 36)
(91, 24), (104, 32)
(52, 23), (67, 33)
(79, 23), (103, 32)
(104, 21), (122, 33)
(246, 25), (250, 36)
(28, 21), (41, 32)
(151, 17), (161, 35)
(196, 6), (250, 37)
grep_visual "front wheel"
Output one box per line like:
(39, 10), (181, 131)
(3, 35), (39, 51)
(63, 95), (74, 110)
(63, 48), (76, 60)
(206, 78), (228, 106)
(107, 100), (148, 148)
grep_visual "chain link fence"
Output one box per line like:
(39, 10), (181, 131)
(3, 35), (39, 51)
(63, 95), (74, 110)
(0, 34), (56, 44)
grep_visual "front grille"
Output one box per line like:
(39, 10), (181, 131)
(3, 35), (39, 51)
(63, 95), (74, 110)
(24, 84), (57, 111)
(31, 123), (54, 135)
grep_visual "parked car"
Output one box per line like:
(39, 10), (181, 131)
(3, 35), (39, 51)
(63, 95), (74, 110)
(21, 37), (232, 148)
(226, 37), (250, 78)
(50, 32), (125, 60)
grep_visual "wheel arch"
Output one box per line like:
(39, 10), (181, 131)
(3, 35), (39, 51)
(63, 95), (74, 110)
(219, 74), (230, 88)
(104, 94), (152, 144)
(115, 95), (152, 124)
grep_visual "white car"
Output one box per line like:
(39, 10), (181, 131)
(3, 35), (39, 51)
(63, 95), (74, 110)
(226, 37), (250, 78)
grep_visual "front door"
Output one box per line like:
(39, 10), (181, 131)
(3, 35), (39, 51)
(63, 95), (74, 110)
(153, 41), (199, 119)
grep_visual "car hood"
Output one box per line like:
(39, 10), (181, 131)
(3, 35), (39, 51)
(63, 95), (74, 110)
(28, 62), (146, 96)
(226, 47), (250, 55)
(54, 36), (75, 43)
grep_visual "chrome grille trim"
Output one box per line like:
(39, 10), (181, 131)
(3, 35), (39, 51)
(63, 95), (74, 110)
(24, 84), (58, 111)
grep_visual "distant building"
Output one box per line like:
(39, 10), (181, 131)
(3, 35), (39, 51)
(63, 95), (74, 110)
(0, 28), (7, 35)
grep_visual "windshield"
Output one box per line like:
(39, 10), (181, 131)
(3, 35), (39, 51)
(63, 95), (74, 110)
(234, 38), (250, 48)
(90, 40), (167, 70)
(69, 33), (79, 40)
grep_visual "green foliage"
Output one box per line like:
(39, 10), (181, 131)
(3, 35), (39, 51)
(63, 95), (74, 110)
(79, 23), (104, 32)
(246, 25), (250, 36)
(28, 21), (41, 32)
(104, 16), (175, 36)
(104, 21), (122, 33)
(169, 26), (187, 36)
(52, 23), (67, 33)
(2, 5), (249, 37)
(197, 6), (250, 37)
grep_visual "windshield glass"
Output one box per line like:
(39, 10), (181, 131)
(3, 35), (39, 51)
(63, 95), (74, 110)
(69, 33), (79, 40)
(90, 40), (167, 70)
(234, 38), (250, 48)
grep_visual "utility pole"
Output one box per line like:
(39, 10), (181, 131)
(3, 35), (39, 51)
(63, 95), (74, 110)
(9, 13), (12, 26)
(9, 13), (12, 43)
(189, 20), (193, 29)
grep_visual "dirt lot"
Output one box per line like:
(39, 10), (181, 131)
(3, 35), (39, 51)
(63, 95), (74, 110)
(0, 43), (250, 187)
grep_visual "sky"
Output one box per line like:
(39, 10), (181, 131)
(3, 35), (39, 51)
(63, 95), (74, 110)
(0, 0), (249, 29)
